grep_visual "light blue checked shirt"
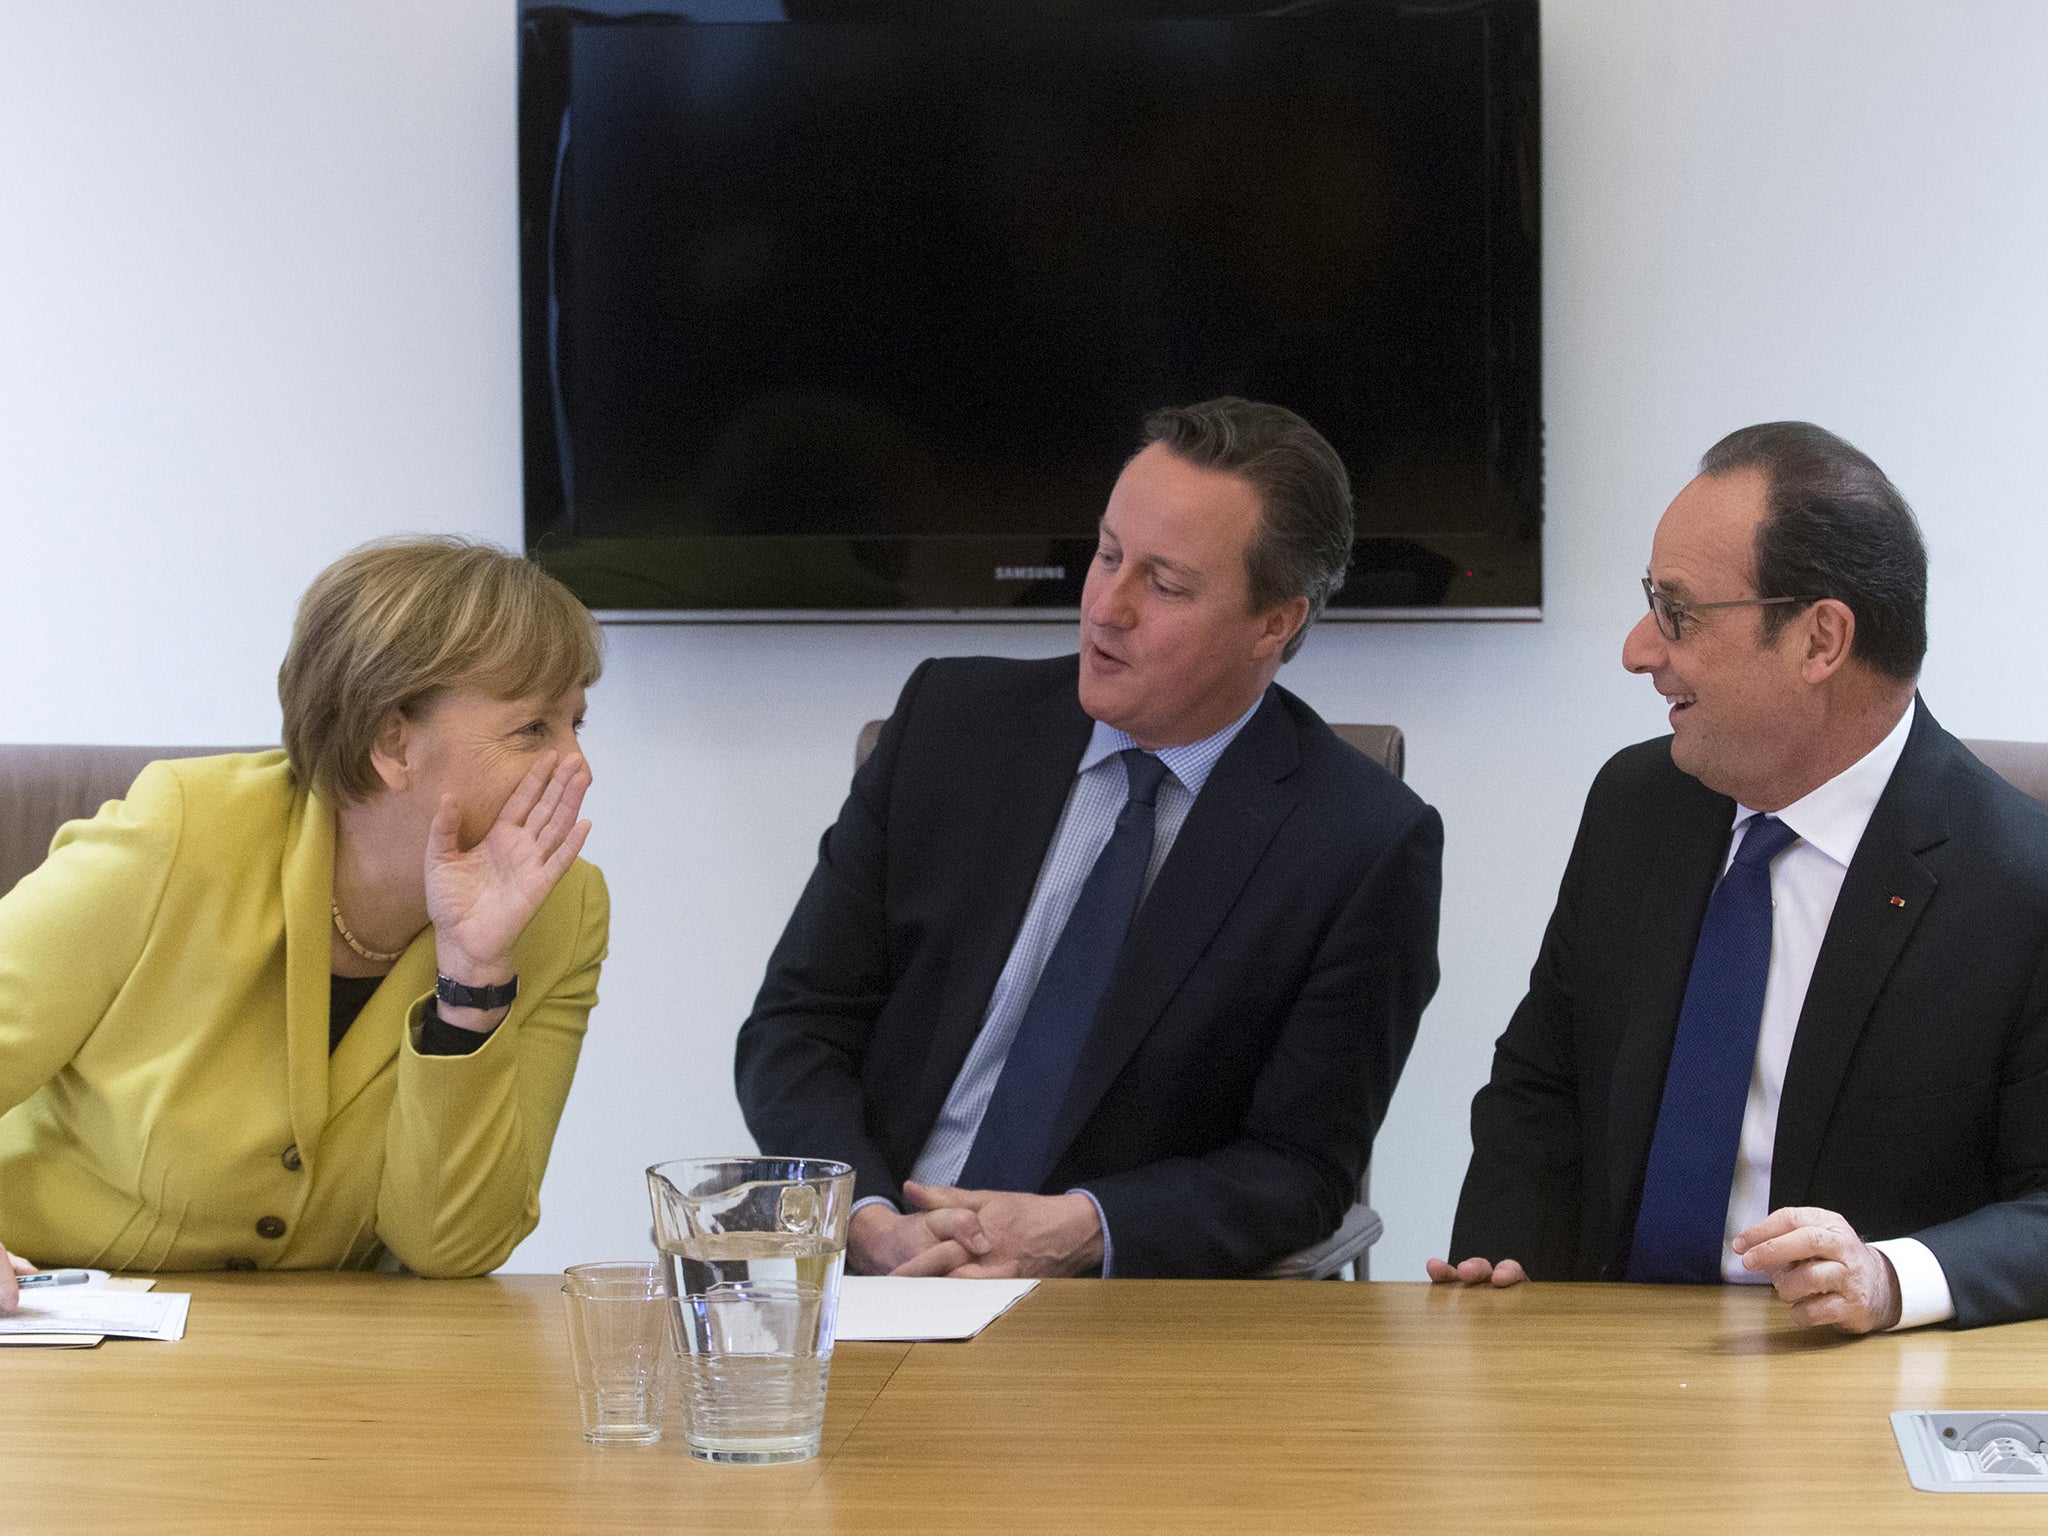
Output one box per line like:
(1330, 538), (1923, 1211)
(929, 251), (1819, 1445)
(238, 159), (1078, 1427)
(866, 690), (1267, 1275)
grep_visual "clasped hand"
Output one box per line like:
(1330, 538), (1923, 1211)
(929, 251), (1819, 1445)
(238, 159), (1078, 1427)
(426, 751), (592, 1010)
(848, 1181), (1105, 1279)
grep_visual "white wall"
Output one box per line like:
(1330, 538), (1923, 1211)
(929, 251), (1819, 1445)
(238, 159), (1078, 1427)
(4, 0), (2045, 1281)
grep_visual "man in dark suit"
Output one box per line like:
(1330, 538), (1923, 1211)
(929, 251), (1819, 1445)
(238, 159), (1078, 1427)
(736, 398), (1442, 1279)
(1434, 422), (2048, 1330)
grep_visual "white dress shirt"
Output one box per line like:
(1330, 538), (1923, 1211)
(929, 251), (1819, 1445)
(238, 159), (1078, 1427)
(1715, 699), (1952, 1328)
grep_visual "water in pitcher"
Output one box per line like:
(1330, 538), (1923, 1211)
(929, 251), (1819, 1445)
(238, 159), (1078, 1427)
(661, 1231), (846, 1464)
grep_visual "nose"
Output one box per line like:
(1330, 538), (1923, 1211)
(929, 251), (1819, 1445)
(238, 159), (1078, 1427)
(1084, 564), (1139, 632)
(1622, 610), (1665, 675)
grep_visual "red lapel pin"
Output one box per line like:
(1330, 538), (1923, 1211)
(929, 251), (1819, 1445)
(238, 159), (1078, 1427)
(1889, 895), (1907, 908)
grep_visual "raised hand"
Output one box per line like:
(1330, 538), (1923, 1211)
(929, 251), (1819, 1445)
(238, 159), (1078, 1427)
(426, 750), (592, 987)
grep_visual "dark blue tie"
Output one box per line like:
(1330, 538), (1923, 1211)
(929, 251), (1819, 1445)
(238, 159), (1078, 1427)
(958, 749), (1171, 1193)
(1629, 814), (1802, 1284)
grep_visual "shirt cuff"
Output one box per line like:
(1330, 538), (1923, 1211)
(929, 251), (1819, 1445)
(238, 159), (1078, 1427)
(1068, 1187), (1112, 1278)
(1870, 1236), (1956, 1330)
(417, 1003), (495, 1056)
(852, 1194), (900, 1218)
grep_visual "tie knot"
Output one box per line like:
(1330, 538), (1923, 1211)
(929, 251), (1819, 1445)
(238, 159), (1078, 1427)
(1119, 749), (1170, 808)
(1732, 814), (1799, 870)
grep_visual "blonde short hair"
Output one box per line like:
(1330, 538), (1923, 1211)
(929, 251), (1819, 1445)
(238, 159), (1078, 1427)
(278, 536), (603, 801)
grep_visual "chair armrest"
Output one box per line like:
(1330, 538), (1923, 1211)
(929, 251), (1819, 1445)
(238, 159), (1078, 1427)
(1258, 1201), (1383, 1281)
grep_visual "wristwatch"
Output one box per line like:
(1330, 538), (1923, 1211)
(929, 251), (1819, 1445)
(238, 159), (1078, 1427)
(436, 973), (519, 1011)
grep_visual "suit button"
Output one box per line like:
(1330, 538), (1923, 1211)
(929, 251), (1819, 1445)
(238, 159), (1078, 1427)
(255, 1215), (287, 1240)
(223, 1257), (258, 1272)
(281, 1144), (302, 1172)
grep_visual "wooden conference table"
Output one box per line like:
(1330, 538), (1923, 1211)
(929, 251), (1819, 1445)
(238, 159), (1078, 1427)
(4, 1273), (2044, 1533)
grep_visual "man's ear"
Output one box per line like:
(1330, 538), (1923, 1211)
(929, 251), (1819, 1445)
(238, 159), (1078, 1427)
(1800, 598), (1857, 683)
(366, 710), (413, 794)
(1256, 596), (1310, 661)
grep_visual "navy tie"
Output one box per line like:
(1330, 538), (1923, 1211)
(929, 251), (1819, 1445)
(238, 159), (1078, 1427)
(958, 749), (1171, 1193)
(1629, 814), (1802, 1284)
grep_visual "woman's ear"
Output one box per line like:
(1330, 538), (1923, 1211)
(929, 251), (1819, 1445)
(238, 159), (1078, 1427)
(367, 710), (413, 794)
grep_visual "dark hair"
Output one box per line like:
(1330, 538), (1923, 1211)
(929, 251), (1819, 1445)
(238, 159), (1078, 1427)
(1141, 397), (1353, 662)
(1699, 421), (1927, 682)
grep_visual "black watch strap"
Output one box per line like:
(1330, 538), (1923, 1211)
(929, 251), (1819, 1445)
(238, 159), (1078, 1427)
(437, 973), (519, 1011)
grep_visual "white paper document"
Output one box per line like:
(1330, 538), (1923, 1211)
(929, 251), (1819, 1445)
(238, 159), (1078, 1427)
(835, 1276), (1037, 1341)
(0, 1285), (188, 1344)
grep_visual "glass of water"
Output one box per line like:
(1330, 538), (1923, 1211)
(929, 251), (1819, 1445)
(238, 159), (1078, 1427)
(646, 1156), (855, 1465)
(561, 1261), (670, 1445)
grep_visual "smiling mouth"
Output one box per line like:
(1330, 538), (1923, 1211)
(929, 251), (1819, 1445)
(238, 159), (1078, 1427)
(1663, 692), (1696, 715)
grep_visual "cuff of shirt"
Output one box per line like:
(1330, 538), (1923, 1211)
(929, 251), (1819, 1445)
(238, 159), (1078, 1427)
(1870, 1236), (1956, 1330)
(1068, 1187), (1112, 1278)
(852, 1194), (900, 1218)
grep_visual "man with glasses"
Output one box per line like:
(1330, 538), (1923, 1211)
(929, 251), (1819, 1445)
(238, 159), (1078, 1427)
(1431, 421), (2048, 1330)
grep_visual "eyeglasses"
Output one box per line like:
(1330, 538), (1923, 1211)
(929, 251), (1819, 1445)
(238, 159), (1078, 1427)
(1641, 576), (1817, 642)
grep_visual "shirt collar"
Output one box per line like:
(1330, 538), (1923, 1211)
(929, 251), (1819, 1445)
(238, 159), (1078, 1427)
(1733, 697), (1917, 867)
(1078, 689), (1269, 798)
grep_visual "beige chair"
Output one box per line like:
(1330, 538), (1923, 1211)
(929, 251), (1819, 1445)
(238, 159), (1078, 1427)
(1962, 739), (2048, 809)
(856, 717), (1403, 1280)
(0, 745), (266, 898)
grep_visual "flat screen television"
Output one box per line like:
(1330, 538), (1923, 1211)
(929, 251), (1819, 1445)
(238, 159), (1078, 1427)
(519, 0), (1540, 620)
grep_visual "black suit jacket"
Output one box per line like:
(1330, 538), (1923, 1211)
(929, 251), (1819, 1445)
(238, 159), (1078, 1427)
(736, 655), (1442, 1277)
(1450, 703), (2048, 1326)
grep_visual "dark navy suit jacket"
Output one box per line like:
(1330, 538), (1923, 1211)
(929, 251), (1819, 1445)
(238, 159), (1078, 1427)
(736, 654), (1443, 1277)
(1450, 703), (2048, 1326)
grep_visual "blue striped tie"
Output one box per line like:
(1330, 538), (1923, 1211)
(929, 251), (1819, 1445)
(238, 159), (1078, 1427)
(957, 749), (1170, 1192)
(1629, 814), (1801, 1283)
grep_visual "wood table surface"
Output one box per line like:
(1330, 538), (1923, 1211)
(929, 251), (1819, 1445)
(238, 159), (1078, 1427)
(3, 1273), (2044, 1533)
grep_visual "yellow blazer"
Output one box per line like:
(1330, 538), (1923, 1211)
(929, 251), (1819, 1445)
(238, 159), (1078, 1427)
(0, 751), (608, 1276)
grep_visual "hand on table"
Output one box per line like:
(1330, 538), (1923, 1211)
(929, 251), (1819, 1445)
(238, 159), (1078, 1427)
(848, 1200), (992, 1277)
(0, 1240), (34, 1314)
(1732, 1206), (1901, 1333)
(427, 750), (592, 1028)
(901, 1182), (1106, 1279)
(1424, 1255), (1529, 1287)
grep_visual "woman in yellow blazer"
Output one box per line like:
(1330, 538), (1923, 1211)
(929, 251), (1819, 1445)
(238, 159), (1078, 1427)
(0, 537), (608, 1305)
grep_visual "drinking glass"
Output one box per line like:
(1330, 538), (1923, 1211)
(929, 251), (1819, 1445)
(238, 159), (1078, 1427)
(561, 1261), (670, 1445)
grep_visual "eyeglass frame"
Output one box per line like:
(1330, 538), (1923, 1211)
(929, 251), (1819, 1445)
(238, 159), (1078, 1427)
(1640, 575), (1819, 642)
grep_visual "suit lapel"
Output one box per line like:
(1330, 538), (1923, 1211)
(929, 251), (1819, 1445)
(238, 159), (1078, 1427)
(909, 680), (1095, 1129)
(1770, 704), (1948, 1207)
(1042, 692), (1298, 1174)
(280, 787), (336, 1162)
(1604, 769), (1733, 1262)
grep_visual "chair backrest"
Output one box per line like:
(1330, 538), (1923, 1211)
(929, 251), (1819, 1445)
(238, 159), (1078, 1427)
(1963, 739), (2048, 809)
(0, 744), (268, 898)
(855, 718), (1406, 780)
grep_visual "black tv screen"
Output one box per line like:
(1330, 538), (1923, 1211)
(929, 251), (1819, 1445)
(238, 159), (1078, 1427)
(520, 0), (1540, 618)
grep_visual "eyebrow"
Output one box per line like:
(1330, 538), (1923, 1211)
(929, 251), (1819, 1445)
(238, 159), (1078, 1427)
(1648, 571), (1696, 603)
(1137, 552), (1203, 585)
(1098, 525), (1204, 586)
